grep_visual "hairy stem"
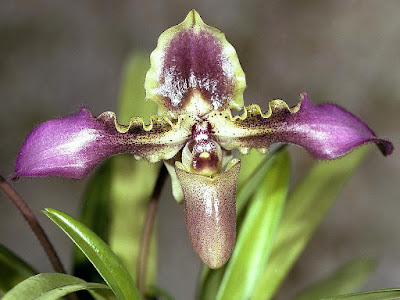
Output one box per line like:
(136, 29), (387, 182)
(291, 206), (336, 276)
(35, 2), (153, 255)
(0, 175), (66, 274)
(137, 164), (168, 296)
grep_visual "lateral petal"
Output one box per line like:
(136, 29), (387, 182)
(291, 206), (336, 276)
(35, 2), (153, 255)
(13, 108), (194, 179)
(208, 93), (393, 159)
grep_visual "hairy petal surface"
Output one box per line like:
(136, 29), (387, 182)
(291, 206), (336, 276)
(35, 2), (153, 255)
(175, 159), (241, 269)
(208, 93), (393, 159)
(145, 10), (246, 117)
(13, 108), (194, 179)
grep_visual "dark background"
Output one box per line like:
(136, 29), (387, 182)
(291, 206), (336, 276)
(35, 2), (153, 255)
(0, 1), (399, 299)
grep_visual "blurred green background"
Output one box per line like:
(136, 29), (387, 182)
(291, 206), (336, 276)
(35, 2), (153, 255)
(0, 1), (399, 299)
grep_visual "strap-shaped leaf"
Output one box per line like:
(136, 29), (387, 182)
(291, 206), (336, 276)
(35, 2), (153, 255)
(2, 273), (108, 300)
(236, 149), (265, 192)
(323, 288), (400, 300)
(43, 208), (141, 300)
(251, 145), (371, 300)
(111, 52), (160, 285)
(74, 159), (113, 283)
(296, 257), (376, 300)
(216, 150), (290, 299)
(0, 243), (37, 295)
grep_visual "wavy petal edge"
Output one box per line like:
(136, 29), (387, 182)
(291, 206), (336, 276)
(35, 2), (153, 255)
(208, 92), (393, 158)
(12, 108), (195, 180)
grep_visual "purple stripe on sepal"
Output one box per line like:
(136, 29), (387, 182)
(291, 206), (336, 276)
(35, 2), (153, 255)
(12, 108), (189, 180)
(159, 29), (234, 111)
(212, 93), (393, 159)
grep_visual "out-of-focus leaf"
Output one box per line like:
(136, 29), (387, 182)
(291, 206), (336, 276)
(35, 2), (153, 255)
(251, 145), (371, 300)
(216, 150), (290, 300)
(199, 147), (286, 300)
(74, 159), (113, 282)
(198, 266), (225, 300)
(323, 288), (400, 299)
(236, 149), (265, 189)
(146, 286), (175, 300)
(296, 257), (377, 300)
(0, 243), (37, 295)
(89, 288), (118, 300)
(236, 146), (286, 215)
(109, 52), (160, 286)
(109, 156), (159, 283)
(2, 273), (108, 300)
(44, 208), (141, 300)
(117, 52), (157, 123)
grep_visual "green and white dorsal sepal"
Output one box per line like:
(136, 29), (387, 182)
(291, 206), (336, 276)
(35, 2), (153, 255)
(145, 10), (246, 119)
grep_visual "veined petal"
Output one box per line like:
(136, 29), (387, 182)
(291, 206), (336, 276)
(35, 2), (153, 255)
(13, 108), (195, 179)
(145, 10), (246, 118)
(208, 93), (393, 159)
(175, 159), (241, 269)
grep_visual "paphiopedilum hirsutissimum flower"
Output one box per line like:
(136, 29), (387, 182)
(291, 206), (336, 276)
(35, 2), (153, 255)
(12, 10), (393, 269)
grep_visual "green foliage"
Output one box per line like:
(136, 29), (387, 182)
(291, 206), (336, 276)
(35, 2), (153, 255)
(74, 159), (113, 282)
(251, 145), (371, 299)
(200, 145), (372, 300)
(117, 52), (157, 123)
(2, 273), (108, 300)
(74, 53), (159, 288)
(296, 257), (377, 300)
(216, 150), (290, 299)
(44, 208), (141, 300)
(236, 149), (265, 189)
(236, 147), (285, 215)
(146, 286), (175, 300)
(0, 243), (37, 296)
(323, 288), (400, 300)
(108, 52), (159, 285)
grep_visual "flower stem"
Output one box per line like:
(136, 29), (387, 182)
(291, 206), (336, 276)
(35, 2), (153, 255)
(137, 164), (168, 296)
(0, 175), (67, 274)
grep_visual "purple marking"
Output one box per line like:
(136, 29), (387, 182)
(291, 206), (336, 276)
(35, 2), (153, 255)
(12, 109), (181, 179)
(159, 29), (234, 112)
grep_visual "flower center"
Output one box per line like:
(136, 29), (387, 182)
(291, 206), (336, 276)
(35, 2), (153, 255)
(182, 121), (222, 176)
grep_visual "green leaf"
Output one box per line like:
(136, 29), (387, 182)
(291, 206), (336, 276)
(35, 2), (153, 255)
(74, 159), (113, 282)
(236, 149), (265, 189)
(216, 150), (290, 300)
(0, 243), (37, 295)
(2, 273), (109, 300)
(109, 156), (159, 283)
(251, 145), (371, 300)
(76, 52), (159, 287)
(323, 288), (400, 300)
(117, 52), (157, 123)
(198, 266), (226, 300)
(236, 146), (286, 217)
(89, 288), (118, 300)
(43, 208), (141, 300)
(108, 52), (160, 286)
(296, 257), (377, 300)
(146, 286), (175, 300)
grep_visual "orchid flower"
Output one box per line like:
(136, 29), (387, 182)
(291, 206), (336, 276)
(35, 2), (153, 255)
(12, 10), (393, 269)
